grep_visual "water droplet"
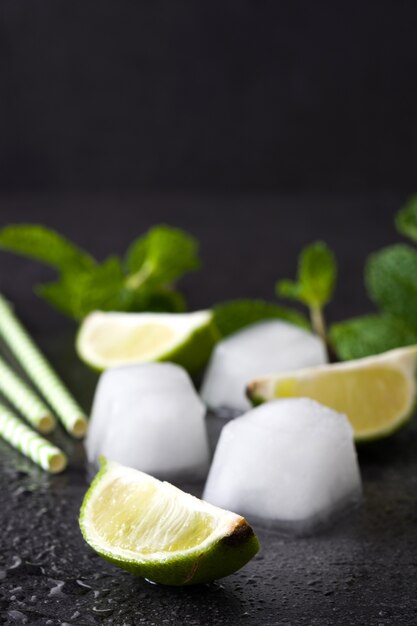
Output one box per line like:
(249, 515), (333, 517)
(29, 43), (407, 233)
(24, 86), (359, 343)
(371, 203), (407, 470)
(94, 588), (111, 599)
(7, 610), (28, 623)
(8, 556), (22, 571)
(13, 486), (32, 498)
(92, 606), (114, 616)
(7, 557), (44, 577)
(61, 578), (92, 596)
(91, 571), (113, 581)
(76, 579), (92, 591)
(48, 579), (65, 597)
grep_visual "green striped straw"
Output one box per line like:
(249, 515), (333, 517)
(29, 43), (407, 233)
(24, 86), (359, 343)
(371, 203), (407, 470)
(0, 355), (56, 434)
(0, 295), (87, 438)
(0, 403), (67, 473)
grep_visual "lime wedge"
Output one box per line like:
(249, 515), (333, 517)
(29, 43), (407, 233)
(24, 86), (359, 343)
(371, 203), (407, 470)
(79, 459), (260, 586)
(247, 346), (417, 441)
(77, 310), (218, 373)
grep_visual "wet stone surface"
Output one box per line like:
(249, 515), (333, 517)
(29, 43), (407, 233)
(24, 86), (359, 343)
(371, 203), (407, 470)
(0, 333), (417, 625)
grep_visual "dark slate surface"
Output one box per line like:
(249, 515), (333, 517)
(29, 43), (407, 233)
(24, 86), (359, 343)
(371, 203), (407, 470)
(0, 195), (416, 625)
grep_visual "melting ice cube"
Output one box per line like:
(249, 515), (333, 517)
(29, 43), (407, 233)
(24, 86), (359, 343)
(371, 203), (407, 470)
(200, 320), (327, 413)
(203, 398), (362, 533)
(86, 362), (210, 481)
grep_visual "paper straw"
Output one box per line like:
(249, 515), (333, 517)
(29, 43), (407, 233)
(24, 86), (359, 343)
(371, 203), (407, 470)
(0, 403), (67, 473)
(0, 355), (56, 434)
(0, 295), (87, 438)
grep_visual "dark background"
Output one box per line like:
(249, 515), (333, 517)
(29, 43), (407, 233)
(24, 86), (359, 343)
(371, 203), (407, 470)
(1, 1), (417, 192)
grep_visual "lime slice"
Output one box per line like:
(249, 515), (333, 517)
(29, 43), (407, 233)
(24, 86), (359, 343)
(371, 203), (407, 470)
(77, 310), (219, 373)
(247, 346), (417, 441)
(79, 459), (260, 586)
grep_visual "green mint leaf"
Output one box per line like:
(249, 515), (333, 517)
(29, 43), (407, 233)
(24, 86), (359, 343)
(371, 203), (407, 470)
(38, 263), (187, 319)
(330, 314), (417, 361)
(298, 241), (337, 306)
(125, 226), (200, 289)
(36, 280), (79, 318)
(38, 257), (125, 320)
(213, 299), (309, 338)
(366, 244), (417, 326)
(73, 257), (126, 319)
(276, 279), (305, 302)
(0, 223), (197, 320)
(395, 195), (417, 243)
(276, 241), (336, 308)
(0, 224), (96, 272)
(126, 287), (187, 313)
(124, 234), (147, 274)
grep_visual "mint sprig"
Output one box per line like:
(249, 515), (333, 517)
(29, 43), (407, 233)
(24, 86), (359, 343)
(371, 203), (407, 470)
(276, 241), (337, 341)
(365, 244), (417, 325)
(330, 314), (417, 361)
(330, 195), (417, 360)
(125, 226), (199, 290)
(0, 224), (96, 272)
(0, 224), (200, 320)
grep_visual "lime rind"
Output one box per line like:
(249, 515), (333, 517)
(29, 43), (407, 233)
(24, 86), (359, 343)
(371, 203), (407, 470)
(159, 315), (220, 374)
(76, 310), (219, 374)
(247, 345), (417, 442)
(79, 459), (260, 586)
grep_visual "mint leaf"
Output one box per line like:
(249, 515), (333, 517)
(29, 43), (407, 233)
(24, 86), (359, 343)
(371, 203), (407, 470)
(299, 241), (337, 306)
(38, 259), (188, 319)
(276, 241), (336, 343)
(127, 287), (187, 313)
(124, 234), (147, 274)
(0, 224), (96, 272)
(125, 226), (200, 289)
(277, 280), (304, 301)
(0, 223), (201, 320)
(330, 314), (417, 361)
(36, 279), (80, 318)
(37, 257), (125, 320)
(213, 299), (309, 338)
(396, 195), (417, 243)
(71, 257), (126, 319)
(366, 244), (417, 326)
(277, 241), (337, 308)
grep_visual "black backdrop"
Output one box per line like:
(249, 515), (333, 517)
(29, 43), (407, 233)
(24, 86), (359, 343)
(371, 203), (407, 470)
(1, 1), (417, 192)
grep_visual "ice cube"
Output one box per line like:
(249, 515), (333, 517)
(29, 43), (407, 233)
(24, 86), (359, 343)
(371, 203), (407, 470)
(86, 362), (210, 481)
(203, 398), (362, 533)
(200, 320), (327, 413)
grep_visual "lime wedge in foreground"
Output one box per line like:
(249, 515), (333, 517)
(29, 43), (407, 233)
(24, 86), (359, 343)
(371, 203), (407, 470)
(79, 459), (260, 586)
(77, 310), (218, 373)
(247, 346), (417, 441)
